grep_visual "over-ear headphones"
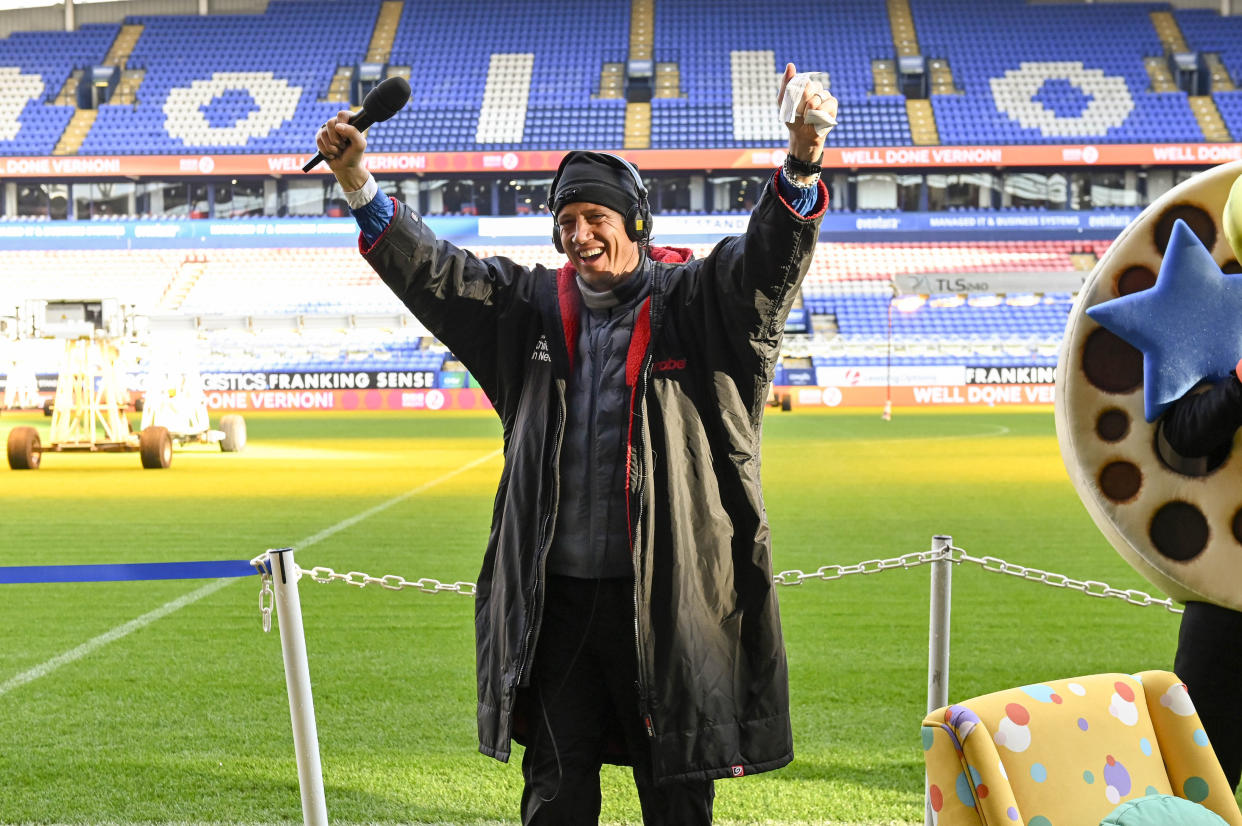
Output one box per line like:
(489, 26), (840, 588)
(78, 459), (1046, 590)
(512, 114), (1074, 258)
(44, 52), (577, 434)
(548, 151), (651, 254)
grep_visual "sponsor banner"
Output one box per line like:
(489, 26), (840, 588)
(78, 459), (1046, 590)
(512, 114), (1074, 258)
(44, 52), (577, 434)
(795, 383), (1056, 408)
(830, 143), (1242, 168)
(0, 216), (478, 250)
(893, 271), (1088, 295)
(965, 365), (1056, 384)
(848, 209), (1138, 237)
(815, 365), (966, 387)
(4, 143), (1242, 179)
(7, 384), (1049, 412)
(204, 387), (493, 411)
(202, 370), (437, 392)
(782, 368), (816, 386)
(0, 211), (1134, 250)
(655, 214), (752, 236)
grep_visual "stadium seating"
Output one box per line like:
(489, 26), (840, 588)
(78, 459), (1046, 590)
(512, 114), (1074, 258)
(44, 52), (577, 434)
(1174, 9), (1242, 138)
(377, 0), (631, 151)
(912, 0), (1205, 145)
(190, 326), (444, 375)
(0, 24), (118, 155)
(0, 0), (1223, 378)
(2, 0), (1231, 154)
(799, 240), (1086, 355)
(175, 248), (406, 316)
(0, 239), (1095, 374)
(1, 249), (179, 310)
(652, 0), (911, 148)
(80, 2), (381, 156)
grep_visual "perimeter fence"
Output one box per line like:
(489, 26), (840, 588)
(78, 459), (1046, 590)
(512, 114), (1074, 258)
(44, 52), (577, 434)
(0, 535), (1183, 826)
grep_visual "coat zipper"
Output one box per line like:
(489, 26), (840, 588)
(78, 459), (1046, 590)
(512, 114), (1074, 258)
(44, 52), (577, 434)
(515, 379), (566, 688)
(631, 353), (654, 737)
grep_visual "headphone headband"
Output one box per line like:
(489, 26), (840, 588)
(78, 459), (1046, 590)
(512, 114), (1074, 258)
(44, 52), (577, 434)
(549, 151), (652, 252)
(548, 151), (647, 211)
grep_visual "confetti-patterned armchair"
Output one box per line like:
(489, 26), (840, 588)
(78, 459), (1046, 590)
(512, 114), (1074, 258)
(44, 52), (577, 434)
(921, 671), (1242, 826)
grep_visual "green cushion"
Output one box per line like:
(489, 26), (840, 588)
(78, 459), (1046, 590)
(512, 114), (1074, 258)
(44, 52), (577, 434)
(1101, 794), (1229, 826)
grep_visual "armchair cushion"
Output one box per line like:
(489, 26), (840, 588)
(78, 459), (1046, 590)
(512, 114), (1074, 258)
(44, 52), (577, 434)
(1101, 793), (1229, 825)
(921, 671), (1241, 826)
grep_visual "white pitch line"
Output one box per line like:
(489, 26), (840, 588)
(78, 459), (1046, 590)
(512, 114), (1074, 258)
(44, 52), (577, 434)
(855, 424), (1012, 443)
(0, 448), (502, 700)
(0, 578), (234, 698)
(293, 448), (501, 548)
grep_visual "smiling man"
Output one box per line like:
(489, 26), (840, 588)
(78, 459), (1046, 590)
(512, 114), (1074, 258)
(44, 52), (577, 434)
(549, 152), (644, 290)
(317, 62), (836, 826)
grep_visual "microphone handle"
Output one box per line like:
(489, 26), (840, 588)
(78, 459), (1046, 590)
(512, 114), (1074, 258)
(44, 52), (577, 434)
(302, 109), (376, 173)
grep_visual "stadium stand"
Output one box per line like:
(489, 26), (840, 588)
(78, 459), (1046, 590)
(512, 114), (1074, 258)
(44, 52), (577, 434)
(175, 248), (407, 316)
(190, 327), (445, 375)
(3, 249), (180, 310)
(80, 1), (382, 156)
(4, 0), (1241, 385)
(0, 23), (117, 155)
(653, 0), (910, 148)
(0, 239), (1092, 376)
(912, 0), (1205, 145)
(1174, 9), (1242, 138)
(795, 239), (1085, 367)
(378, 0), (630, 152)
(4, 0), (1233, 154)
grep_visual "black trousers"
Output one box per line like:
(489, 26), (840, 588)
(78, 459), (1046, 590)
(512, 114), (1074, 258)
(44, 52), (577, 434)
(520, 575), (714, 825)
(1175, 600), (1242, 792)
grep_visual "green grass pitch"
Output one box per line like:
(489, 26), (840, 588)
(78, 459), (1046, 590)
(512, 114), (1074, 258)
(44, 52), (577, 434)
(0, 407), (1205, 824)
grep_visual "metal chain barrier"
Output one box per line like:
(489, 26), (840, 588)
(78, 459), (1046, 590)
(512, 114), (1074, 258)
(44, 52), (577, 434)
(304, 565), (477, 597)
(252, 541), (1182, 629)
(769, 542), (1183, 615)
(944, 543), (1183, 614)
(772, 549), (944, 585)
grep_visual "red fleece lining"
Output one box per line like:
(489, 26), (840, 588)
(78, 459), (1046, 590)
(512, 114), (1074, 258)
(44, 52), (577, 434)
(556, 263), (580, 370)
(357, 196), (402, 255)
(647, 245), (694, 264)
(771, 170), (829, 221)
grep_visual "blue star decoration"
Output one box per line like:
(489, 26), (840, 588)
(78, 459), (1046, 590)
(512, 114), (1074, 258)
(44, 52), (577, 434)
(1086, 219), (1242, 421)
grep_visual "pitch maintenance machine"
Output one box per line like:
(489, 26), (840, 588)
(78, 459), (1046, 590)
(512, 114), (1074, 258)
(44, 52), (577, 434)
(5, 299), (245, 470)
(1056, 160), (1242, 613)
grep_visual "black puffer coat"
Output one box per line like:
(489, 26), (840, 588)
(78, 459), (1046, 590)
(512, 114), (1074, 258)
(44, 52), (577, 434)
(361, 172), (826, 783)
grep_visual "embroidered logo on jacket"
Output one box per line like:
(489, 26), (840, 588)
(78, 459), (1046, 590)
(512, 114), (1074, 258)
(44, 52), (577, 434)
(731, 764), (745, 777)
(530, 335), (551, 363)
(653, 358), (686, 373)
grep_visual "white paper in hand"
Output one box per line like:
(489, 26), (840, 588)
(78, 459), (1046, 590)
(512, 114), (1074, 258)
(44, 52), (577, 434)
(780, 71), (837, 136)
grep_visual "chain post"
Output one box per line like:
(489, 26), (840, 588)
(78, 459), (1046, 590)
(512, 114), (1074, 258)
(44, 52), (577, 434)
(927, 534), (952, 715)
(265, 548), (328, 826)
(926, 534), (952, 826)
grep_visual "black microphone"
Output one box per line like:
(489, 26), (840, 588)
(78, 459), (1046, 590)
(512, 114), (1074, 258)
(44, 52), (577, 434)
(302, 76), (411, 172)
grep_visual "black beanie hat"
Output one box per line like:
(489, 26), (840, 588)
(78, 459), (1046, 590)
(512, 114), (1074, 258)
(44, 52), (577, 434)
(549, 151), (642, 219)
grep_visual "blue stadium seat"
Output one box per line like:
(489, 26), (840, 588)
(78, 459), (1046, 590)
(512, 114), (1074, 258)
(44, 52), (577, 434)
(1, 0), (1237, 153)
(0, 23), (118, 155)
(913, 0), (1203, 145)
